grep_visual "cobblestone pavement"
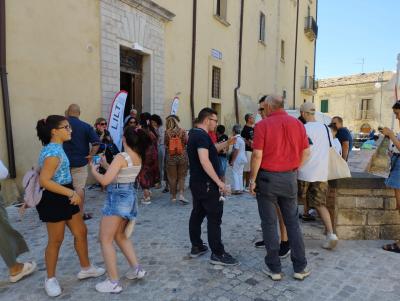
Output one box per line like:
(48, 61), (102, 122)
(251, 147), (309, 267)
(1, 183), (400, 301)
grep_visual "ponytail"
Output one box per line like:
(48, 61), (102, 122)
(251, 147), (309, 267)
(36, 115), (67, 145)
(124, 126), (152, 161)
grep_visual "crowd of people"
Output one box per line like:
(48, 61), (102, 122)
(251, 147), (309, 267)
(1, 96), (400, 297)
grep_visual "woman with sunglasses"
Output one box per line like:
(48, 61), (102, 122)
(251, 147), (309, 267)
(94, 118), (111, 146)
(36, 115), (104, 297)
(94, 118), (119, 170)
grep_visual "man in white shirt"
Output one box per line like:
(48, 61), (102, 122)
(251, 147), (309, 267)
(298, 102), (339, 250)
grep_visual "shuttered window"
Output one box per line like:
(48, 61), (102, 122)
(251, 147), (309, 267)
(212, 66), (221, 99)
(321, 99), (328, 113)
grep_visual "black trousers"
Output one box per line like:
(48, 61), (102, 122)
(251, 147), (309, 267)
(189, 180), (225, 255)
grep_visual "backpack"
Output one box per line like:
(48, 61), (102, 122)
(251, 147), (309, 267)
(168, 130), (184, 156)
(22, 167), (43, 208)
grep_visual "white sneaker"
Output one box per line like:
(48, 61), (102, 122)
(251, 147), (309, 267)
(322, 233), (339, 250)
(77, 265), (106, 280)
(141, 198), (151, 205)
(262, 267), (283, 281)
(293, 267), (311, 280)
(45, 277), (62, 297)
(125, 266), (147, 280)
(95, 279), (123, 294)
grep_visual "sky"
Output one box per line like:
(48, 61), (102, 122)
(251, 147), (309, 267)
(316, 0), (400, 79)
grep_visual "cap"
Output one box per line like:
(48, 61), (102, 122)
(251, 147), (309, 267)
(300, 102), (316, 113)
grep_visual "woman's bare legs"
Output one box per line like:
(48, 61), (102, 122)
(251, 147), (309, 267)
(66, 213), (90, 269)
(99, 216), (122, 281)
(45, 221), (66, 278)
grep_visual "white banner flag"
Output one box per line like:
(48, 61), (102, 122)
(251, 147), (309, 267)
(171, 96), (179, 115)
(108, 91), (128, 151)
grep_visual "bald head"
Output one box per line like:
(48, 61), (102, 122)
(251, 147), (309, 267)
(265, 95), (284, 111)
(67, 104), (80, 117)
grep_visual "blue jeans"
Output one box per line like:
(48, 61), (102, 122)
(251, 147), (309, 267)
(256, 170), (307, 273)
(102, 183), (137, 220)
(219, 156), (227, 176)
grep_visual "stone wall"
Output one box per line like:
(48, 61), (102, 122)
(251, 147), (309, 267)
(100, 0), (171, 117)
(328, 172), (400, 240)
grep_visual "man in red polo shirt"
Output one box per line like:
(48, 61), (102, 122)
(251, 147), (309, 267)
(249, 95), (311, 281)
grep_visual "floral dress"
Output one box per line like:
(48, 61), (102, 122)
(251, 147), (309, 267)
(138, 129), (160, 189)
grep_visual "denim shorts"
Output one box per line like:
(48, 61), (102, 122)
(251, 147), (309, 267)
(102, 183), (137, 220)
(385, 155), (400, 189)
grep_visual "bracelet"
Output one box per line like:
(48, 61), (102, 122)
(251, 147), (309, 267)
(68, 191), (75, 199)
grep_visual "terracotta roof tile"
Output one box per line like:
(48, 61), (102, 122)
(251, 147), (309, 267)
(318, 71), (395, 88)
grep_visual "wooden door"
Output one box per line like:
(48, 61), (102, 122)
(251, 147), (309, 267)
(132, 74), (142, 114)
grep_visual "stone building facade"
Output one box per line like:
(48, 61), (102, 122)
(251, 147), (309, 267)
(100, 0), (174, 117)
(0, 0), (317, 203)
(315, 71), (398, 133)
(158, 0), (318, 128)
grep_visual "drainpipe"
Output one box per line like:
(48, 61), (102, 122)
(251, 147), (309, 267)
(233, 0), (244, 123)
(292, 0), (299, 109)
(312, 0), (318, 103)
(0, 0), (16, 178)
(189, 0), (197, 123)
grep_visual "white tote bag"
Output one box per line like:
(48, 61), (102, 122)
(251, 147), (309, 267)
(0, 160), (9, 180)
(324, 125), (351, 180)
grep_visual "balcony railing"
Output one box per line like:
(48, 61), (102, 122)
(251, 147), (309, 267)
(301, 76), (317, 95)
(304, 16), (318, 41)
(355, 109), (374, 120)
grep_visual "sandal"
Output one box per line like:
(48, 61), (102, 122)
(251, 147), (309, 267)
(9, 261), (37, 283)
(232, 191), (243, 195)
(382, 242), (400, 253)
(302, 214), (316, 222)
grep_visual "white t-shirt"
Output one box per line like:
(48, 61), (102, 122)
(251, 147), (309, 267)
(298, 121), (333, 182)
(233, 135), (247, 165)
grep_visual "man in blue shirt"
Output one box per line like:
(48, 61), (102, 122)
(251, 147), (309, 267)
(331, 116), (353, 161)
(64, 104), (100, 220)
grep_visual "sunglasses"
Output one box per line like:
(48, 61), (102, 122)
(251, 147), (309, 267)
(99, 122), (107, 126)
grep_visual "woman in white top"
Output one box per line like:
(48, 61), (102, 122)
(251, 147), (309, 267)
(90, 127), (151, 293)
(230, 124), (248, 194)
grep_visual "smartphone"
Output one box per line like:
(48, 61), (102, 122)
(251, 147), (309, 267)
(92, 155), (101, 165)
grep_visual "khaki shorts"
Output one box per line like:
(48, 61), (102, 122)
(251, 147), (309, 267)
(297, 180), (328, 208)
(70, 166), (88, 191)
(243, 151), (252, 172)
